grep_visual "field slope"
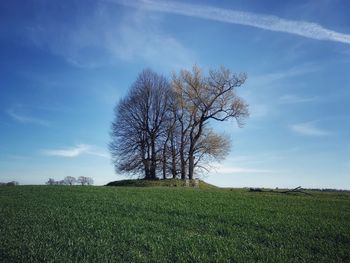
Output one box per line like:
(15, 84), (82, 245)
(0, 186), (349, 262)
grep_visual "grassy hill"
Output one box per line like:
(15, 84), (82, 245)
(106, 178), (218, 189)
(0, 186), (349, 262)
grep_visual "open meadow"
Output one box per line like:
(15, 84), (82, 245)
(0, 185), (349, 262)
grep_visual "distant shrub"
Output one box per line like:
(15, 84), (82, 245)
(0, 181), (19, 186)
(45, 177), (93, 186)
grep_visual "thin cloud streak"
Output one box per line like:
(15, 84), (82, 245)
(290, 122), (329, 136)
(43, 144), (109, 158)
(213, 163), (274, 174)
(7, 109), (50, 126)
(248, 63), (320, 88)
(113, 0), (350, 45)
(278, 94), (319, 104)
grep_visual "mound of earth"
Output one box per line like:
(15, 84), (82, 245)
(106, 179), (217, 189)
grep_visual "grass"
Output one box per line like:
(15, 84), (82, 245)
(0, 185), (349, 262)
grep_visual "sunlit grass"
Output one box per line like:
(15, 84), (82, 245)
(0, 186), (349, 262)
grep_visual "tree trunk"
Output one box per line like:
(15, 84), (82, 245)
(162, 133), (171, 180)
(180, 152), (186, 180)
(170, 130), (177, 179)
(171, 151), (177, 179)
(150, 163), (156, 179)
(143, 158), (151, 179)
(150, 136), (157, 179)
(188, 152), (194, 180)
(180, 126), (187, 180)
(142, 142), (151, 179)
(162, 145), (167, 180)
(188, 121), (203, 180)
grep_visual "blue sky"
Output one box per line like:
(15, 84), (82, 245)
(1, 0), (349, 189)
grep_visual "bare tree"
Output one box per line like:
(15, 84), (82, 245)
(159, 93), (180, 179)
(77, 176), (86, 186)
(64, 176), (76, 186)
(46, 178), (56, 185)
(77, 176), (93, 186)
(110, 69), (171, 179)
(87, 177), (94, 185)
(172, 66), (249, 179)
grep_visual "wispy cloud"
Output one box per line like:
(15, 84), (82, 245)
(250, 64), (319, 86)
(42, 144), (109, 158)
(7, 109), (50, 126)
(114, 0), (350, 45)
(11, 102), (71, 113)
(87, 149), (110, 158)
(249, 103), (270, 119)
(110, 9), (195, 70)
(290, 122), (329, 136)
(213, 163), (273, 174)
(243, 64), (320, 120)
(1, 154), (33, 161)
(278, 94), (319, 104)
(26, 4), (194, 69)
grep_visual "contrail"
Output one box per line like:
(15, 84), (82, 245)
(111, 0), (350, 45)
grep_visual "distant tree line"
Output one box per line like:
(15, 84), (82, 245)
(110, 65), (249, 180)
(0, 181), (19, 186)
(46, 176), (93, 186)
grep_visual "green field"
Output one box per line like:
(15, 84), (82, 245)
(0, 186), (349, 262)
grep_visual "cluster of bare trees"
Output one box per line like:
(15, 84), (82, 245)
(110, 65), (249, 180)
(46, 176), (93, 186)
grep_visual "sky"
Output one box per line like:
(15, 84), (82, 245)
(0, 0), (350, 189)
